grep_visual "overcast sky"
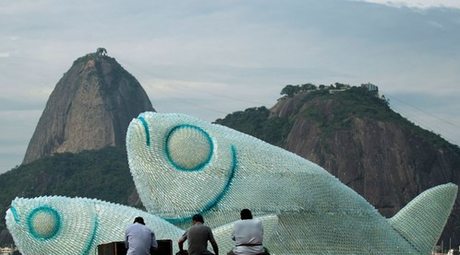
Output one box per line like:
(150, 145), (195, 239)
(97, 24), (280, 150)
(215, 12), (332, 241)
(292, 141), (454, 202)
(1, 0), (459, 174)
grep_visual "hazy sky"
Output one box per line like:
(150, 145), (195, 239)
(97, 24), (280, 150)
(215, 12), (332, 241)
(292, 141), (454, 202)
(1, 0), (459, 173)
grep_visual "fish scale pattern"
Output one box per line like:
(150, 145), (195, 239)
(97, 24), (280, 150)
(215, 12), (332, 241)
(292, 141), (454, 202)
(5, 196), (279, 255)
(126, 112), (458, 255)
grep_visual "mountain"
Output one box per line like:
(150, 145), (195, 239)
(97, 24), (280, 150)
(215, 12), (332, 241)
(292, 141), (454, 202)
(215, 84), (460, 247)
(22, 50), (154, 164)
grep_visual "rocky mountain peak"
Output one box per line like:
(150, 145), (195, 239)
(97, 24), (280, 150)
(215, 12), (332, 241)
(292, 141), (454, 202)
(217, 86), (460, 245)
(22, 50), (155, 164)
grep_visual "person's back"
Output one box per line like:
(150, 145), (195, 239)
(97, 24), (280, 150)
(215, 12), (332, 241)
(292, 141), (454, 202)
(186, 223), (215, 255)
(125, 217), (158, 255)
(178, 214), (219, 255)
(229, 209), (265, 255)
(232, 219), (264, 255)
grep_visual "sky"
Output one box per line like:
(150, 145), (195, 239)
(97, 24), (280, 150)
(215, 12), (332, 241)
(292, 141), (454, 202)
(1, 0), (459, 174)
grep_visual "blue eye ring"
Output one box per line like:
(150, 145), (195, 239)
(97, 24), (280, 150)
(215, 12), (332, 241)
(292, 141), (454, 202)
(165, 124), (213, 171)
(28, 206), (61, 240)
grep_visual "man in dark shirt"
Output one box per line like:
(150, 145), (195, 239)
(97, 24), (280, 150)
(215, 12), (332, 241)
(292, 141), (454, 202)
(178, 214), (219, 255)
(125, 216), (158, 255)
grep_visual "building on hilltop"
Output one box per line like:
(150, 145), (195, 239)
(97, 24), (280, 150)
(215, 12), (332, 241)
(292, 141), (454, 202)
(96, 47), (107, 56)
(361, 82), (379, 95)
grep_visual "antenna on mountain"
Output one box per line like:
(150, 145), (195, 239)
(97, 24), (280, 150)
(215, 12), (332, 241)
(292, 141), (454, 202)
(96, 47), (107, 57)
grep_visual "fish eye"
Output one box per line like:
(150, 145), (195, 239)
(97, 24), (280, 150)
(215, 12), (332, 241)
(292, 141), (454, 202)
(165, 124), (213, 171)
(28, 206), (61, 240)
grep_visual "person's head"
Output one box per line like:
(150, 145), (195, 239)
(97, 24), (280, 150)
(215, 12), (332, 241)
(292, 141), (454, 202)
(134, 216), (145, 225)
(192, 214), (204, 224)
(240, 209), (253, 220)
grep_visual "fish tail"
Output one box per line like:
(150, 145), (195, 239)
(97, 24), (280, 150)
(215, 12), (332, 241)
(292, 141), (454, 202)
(388, 183), (458, 255)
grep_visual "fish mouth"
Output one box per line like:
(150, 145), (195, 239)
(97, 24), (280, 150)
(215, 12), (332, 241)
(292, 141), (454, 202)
(138, 116), (151, 147)
(5, 206), (21, 238)
(8, 206), (20, 224)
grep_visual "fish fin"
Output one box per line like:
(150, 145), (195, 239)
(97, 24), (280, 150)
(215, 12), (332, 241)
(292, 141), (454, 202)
(257, 214), (279, 242)
(212, 214), (279, 253)
(389, 183), (458, 255)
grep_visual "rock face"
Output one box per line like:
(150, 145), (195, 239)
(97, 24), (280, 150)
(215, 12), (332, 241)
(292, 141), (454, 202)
(23, 52), (155, 164)
(269, 90), (460, 245)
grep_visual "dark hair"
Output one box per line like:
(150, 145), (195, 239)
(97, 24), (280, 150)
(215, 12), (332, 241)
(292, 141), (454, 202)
(192, 214), (204, 223)
(134, 216), (145, 225)
(240, 209), (253, 220)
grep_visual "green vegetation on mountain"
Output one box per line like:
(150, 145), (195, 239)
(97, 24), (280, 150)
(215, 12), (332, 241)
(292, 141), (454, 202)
(214, 106), (293, 147)
(0, 146), (136, 230)
(320, 86), (459, 152)
(217, 84), (459, 154)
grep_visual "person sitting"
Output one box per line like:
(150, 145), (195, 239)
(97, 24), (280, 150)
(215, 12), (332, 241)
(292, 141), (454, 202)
(228, 209), (266, 255)
(125, 216), (158, 255)
(178, 214), (219, 255)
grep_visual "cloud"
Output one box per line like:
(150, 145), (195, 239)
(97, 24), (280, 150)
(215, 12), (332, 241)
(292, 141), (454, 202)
(0, 109), (42, 172)
(353, 0), (460, 9)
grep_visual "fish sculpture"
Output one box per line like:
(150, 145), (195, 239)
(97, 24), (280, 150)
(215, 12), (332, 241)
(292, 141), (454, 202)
(126, 112), (458, 255)
(5, 196), (278, 255)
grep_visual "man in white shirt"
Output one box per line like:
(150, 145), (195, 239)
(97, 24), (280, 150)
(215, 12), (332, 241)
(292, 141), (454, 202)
(228, 209), (266, 255)
(125, 216), (158, 255)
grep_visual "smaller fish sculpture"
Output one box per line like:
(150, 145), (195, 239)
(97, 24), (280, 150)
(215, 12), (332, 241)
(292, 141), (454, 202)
(5, 196), (278, 255)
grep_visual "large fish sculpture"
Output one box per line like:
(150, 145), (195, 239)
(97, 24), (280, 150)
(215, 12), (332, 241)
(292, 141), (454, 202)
(126, 112), (458, 255)
(5, 196), (278, 255)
